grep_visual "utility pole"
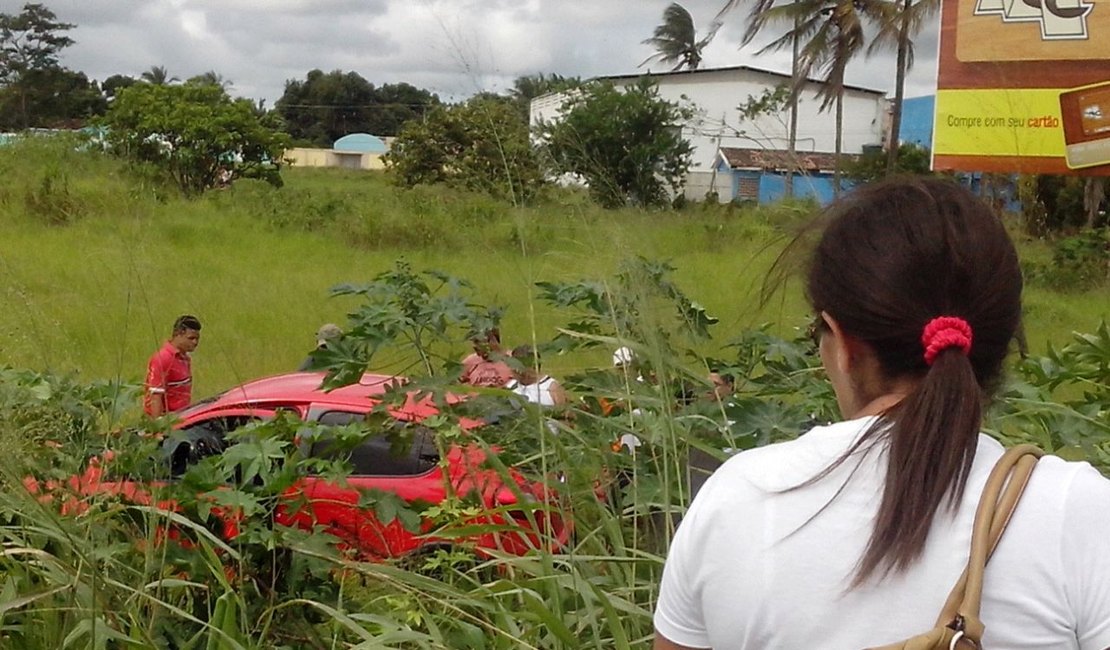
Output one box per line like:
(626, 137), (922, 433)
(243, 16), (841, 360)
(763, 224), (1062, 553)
(786, 10), (800, 198)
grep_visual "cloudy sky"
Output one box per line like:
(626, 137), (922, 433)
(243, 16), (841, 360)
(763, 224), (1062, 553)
(25, 0), (941, 105)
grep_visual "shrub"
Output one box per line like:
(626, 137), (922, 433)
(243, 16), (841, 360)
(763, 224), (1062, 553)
(0, 134), (135, 223)
(844, 142), (932, 184)
(1016, 174), (1087, 236)
(385, 96), (542, 205)
(23, 166), (84, 225)
(539, 79), (694, 209)
(100, 82), (289, 196)
(1031, 228), (1110, 290)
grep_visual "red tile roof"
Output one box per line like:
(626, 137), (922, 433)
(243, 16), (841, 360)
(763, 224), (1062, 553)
(718, 147), (857, 172)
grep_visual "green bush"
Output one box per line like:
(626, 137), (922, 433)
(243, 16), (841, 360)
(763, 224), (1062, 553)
(1032, 228), (1110, 290)
(386, 96), (543, 205)
(23, 166), (84, 225)
(0, 134), (135, 224)
(539, 79), (694, 209)
(1017, 174), (1088, 236)
(100, 82), (289, 196)
(844, 142), (932, 184)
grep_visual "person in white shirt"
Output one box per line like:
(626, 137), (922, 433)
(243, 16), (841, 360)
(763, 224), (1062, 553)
(506, 345), (567, 407)
(654, 177), (1110, 650)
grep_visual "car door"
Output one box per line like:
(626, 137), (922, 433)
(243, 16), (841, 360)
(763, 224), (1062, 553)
(290, 409), (445, 558)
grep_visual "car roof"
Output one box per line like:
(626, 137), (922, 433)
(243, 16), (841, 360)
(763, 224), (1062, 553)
(179, 371), (404, 418)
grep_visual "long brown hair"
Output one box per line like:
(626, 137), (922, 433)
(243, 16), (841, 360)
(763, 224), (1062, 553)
(805, 176), (1022, 584)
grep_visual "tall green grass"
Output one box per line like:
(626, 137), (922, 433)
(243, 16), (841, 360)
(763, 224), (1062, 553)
(0, 138), (1105, 402)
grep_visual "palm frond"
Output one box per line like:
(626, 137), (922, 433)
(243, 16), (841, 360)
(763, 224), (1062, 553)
(640, 3), (705, 70)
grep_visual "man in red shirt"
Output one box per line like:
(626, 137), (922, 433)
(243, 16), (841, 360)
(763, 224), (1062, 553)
(144, 314), (202, 417)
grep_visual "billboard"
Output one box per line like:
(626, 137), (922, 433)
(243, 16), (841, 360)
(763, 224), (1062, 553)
(933, 0), (1110, 174)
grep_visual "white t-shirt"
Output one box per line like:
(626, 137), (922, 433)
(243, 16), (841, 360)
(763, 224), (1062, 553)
(654, 416), (1110, 649)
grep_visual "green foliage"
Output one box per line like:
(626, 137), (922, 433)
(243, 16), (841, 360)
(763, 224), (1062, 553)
(540, 79), (694, 209)
(0, 66), (105, 129)
(100, 73), (138, 100)
(0, 133), (143, 225)
(0, 3), (73, 82)
(324, 260), (501, 382)
(736, 84), (791, 122)
(22, 164), (83, 225)
(101, 82), (290, 196)
(507, 72), (580, 121)
(845, 142), (931, 183)
(1017, 174), (1090, 236)
(140, 64), (178, 86)
(1026, 228), (1110, 290)
(537, 257), (719, 358)
(0, 3), (100, 129)
(386, 95), (543, 204)
(0, 152), (1105, 396)
(0, 368), (134, 472)
(993, 321), (1110, 471)
(640, 3), (711, 71)
(0, 252), (1108, 647)
(275, 69), (440, 145)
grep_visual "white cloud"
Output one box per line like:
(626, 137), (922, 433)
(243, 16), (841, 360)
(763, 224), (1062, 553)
(36, 0), (939, 103)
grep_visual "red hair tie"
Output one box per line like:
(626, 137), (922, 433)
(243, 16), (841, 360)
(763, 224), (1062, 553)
(921, 316), (973, 366)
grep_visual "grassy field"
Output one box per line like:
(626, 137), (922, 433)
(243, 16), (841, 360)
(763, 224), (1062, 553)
(0, 139), (1106, 403)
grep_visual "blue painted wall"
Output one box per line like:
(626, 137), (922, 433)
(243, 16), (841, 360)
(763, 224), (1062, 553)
(759, 173), (840, 204)
(717, 168), (846, 205)
(714, 148), (872, 207)
(900, 96), (935, 148)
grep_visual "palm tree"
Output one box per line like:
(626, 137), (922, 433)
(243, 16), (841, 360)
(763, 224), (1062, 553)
(757, 0), (891, 195)
(187, 70), (231, 90)
(870, 0), (940, 172)
(640, 3), (712, 71)
(712, 0), (800, 196)
(140, 65), (178, 85)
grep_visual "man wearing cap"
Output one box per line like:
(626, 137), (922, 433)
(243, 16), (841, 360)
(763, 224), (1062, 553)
(144, 315), (202, 417)
(298, 323), (342, 371)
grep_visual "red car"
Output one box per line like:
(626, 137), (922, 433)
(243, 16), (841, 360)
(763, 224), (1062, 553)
(61, 372), (568, 559)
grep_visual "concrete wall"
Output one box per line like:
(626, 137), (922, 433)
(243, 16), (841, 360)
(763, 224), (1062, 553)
(683, 170), (728, 202)
(283, 148), (386, 170)
(611, 69), (887, 175)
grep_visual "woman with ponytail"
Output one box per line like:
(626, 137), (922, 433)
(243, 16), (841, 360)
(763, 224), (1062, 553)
(653, 177), (1110, 649)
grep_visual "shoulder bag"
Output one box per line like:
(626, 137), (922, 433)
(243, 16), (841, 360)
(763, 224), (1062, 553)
(867, 444), (1044, 650)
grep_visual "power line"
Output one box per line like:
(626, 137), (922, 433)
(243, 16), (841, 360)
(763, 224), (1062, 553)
(277, 102), (437, 109)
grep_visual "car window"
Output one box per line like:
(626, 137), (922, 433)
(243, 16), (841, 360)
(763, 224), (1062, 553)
(309, 411), (438, 476)
(166, 415), (261, 476)
(317, 410), (363, 427)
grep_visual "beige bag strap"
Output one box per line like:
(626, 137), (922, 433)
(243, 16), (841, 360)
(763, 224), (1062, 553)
(933, 444), (1044, 644)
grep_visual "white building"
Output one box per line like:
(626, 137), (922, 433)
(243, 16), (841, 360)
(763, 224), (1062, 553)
(531, 65), (889, 203)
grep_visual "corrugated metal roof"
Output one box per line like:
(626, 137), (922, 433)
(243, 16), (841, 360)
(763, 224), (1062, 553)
(599, 64), (886, 96)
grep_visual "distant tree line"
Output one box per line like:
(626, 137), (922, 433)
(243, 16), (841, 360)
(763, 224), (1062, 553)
(273, 70), (440, 147)
(0, 3), (448, 146)
(0, 3), (100, 129)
